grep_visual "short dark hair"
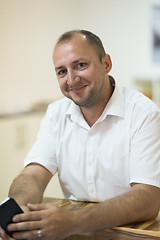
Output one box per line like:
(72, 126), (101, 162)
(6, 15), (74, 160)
(56, 30), (106, 62)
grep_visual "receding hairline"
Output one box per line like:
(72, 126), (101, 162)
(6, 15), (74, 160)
(55, 32), (87, 47)
(54, 30), (106, 61)
(56, 30), (82, 43)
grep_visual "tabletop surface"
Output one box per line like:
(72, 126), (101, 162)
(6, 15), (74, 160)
(43, 197), (160, 240)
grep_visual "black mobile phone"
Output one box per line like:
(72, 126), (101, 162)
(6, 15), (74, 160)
(0, 197), (24, 237)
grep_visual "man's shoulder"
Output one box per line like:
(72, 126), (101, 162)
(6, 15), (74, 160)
(46, 98), (72, 117)
(123, 87), (160, 115)
(49, 97), (71, 108)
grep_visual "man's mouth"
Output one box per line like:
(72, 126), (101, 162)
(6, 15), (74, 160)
(69, 85), (88, 92)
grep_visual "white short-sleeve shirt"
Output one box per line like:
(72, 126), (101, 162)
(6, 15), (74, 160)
(24, 84), (160, 202)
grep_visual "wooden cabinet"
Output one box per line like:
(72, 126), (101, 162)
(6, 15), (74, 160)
(0, 112), (63, 202)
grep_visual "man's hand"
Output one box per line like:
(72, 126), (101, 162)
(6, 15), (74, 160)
(7, 203), (76, 240)
(0, 206), (29, 240)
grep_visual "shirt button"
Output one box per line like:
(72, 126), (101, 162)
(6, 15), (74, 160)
(90, 188), (94, 193)
(88, 176), (92, 181)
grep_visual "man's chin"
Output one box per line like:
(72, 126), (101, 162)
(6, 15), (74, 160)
(68, 97), (85, 107)
(72, 98), (93, 108)
(65, 93), (94, 108)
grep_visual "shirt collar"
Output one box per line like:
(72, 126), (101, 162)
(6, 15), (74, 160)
(66, 99), (89, 129)
(102, 83), (125, 118)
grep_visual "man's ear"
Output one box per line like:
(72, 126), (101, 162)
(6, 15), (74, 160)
(104, 54), (112, 73)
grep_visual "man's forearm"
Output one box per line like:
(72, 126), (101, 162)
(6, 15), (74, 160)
(71, 184), (160, 234)
(8, 164), (52, 206)
(8, 173), (43, 206)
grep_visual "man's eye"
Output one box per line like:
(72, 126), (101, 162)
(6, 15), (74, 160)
(57, 69), (66, 77)
(77, 62), (86, 68)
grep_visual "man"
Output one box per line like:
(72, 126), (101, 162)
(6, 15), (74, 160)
(0, 30), (160, 240)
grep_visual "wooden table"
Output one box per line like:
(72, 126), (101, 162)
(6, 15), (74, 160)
(43, 198), (160, 240)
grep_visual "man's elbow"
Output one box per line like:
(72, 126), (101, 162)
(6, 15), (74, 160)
(132, 184), (160, 221)
(143, 203), (160, 221)
(148, 206), (160, 220)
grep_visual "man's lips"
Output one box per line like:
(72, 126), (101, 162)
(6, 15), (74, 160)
(69, 85), (88, 92)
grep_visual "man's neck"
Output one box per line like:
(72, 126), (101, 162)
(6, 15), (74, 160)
(80, 105), (106, 127)
(80, 77), (115, 127)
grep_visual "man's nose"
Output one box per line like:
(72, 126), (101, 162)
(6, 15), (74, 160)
(67, 70), (80, 85)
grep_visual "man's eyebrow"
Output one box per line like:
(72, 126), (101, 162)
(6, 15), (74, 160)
(55, 66), (64, 71)
(72, 58), (87, 64)
(55, 58), (87, 71)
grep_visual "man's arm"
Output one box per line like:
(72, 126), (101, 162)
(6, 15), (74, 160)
(74, 183), (160, 232)
(0, 164), (52, 240)
(8, 163), (52, 205)
(7, 183), (160, 240)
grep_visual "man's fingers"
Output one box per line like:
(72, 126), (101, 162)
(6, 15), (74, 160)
(0, 226), (14, 240)
(12, 229), (43, 240)
(12, 210), (42, 223)
(8, 221), (40, 232)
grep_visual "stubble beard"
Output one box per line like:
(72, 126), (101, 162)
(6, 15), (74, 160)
(67, 78), (107, 108)
(70, 89), (97, 108)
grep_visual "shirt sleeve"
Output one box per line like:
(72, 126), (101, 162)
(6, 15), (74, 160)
(130, 110), (160, 188)
(24, 104), (57, 175)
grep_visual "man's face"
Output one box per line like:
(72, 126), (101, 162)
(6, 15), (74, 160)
(53, 34), (110, 108)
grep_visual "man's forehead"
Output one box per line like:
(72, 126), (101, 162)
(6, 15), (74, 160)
(53, 35), (91, 62)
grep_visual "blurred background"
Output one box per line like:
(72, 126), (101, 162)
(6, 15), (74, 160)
(0, 0), (160, 202)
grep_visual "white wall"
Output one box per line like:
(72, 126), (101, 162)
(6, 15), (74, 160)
(1, 0), (160, 113)
(81, 0), (160, 86)
(0, 0), (83, 113)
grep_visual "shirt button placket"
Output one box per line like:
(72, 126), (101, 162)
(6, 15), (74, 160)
(86, 128), (96, 199)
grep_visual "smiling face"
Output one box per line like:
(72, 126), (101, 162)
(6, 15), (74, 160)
(53, 34), (112, 108)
